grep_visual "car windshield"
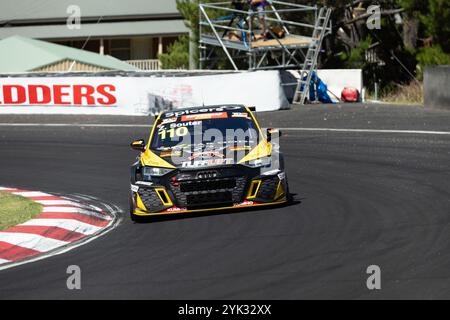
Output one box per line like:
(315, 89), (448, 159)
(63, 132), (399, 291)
(150, 111), (261, 150)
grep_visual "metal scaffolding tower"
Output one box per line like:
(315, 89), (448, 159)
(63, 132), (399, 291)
(199, 1), (332, 104)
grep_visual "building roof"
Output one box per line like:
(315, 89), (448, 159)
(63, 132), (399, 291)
(0, 35), (137, 72)
(0, 20), (188, 40)
(0, 0), (180, 23)
(0, 0), (188, 40)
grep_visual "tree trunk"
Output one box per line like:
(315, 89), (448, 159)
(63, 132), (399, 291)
(403, 15), (419, 50)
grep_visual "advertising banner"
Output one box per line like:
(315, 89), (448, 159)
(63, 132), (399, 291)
(0, 71), (289, 115)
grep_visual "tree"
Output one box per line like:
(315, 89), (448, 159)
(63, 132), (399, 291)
(159, 35), (190, 69)
(161, 0), (449, 81)
(419, 0), (450, 51)
(176, 0), (202, 68)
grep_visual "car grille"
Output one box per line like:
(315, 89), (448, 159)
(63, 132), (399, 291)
(170, 175), (247, 208)
(186, 191), (232, 207)
(180, 178), (236, 192)
(138, 188), (166, 212)
(256, 176), (280, 200)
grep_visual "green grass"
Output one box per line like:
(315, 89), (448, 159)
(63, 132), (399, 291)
(0, 192), (42, 230)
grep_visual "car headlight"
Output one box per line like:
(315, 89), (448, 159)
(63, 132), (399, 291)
(243, 157), (272, 168)
(142, 167), (174, 180)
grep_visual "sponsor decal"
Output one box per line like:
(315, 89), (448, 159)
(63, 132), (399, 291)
(169, 120), (201, 127)
(136, 181), (154, 187)
(189, 151), (224, 160)
(156, 143), (191, 151)
(131, 184), (139, 192)
(262, 169), (281, 176)
(160, 151), (182, 158)
(181, 158), (233, 168)
(234, 200), (255, 207)
(277, 172), (285, 180)
(231, 112), (251, 119)
(182, 160), (209, 168)
(229, 146), (252, 151)
(160, 117), (177, 125)
(164, 105), (242, 118)
(0, 84), (117, 106)
(181, 112), (228, 122)
(165, 206), (185, 213)
(174, 174), (192, 181)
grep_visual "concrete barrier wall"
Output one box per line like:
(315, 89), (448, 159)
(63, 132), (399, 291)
(424, 66), (450, 110)
(0, 70), (289, 115)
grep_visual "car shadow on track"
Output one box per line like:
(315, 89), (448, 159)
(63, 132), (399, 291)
(132, 193), (303, 224)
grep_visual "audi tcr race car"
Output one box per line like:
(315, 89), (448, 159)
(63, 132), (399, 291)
(129, 105), (289, 221)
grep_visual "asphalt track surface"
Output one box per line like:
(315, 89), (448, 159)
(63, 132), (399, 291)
(0, 103), (449, 299)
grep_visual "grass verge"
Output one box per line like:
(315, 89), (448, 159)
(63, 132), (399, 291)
(380, 82), (424, 105)
(366, 81), (424, 105)
(0, 192), (42, 230)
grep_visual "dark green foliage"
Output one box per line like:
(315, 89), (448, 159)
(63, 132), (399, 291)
(159, 35), (190, 69)
(160, 0), (450, 89)
(416, 45), (450, 79)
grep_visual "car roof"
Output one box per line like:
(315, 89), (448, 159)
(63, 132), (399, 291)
(159, 104), (248, 119)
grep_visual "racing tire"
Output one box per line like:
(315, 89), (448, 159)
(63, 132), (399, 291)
(129, 194), (139, 223)
(285, 177), (293, 204)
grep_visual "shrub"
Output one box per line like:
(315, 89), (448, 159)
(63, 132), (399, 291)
(415, 45), (450, 79)
(159, 36), (190, 70)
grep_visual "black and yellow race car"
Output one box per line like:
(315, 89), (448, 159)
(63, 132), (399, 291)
(129, 105), (289, 221)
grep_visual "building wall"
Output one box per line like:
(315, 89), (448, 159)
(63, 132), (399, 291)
(51, 35), (181, 61)
(32, 59), (109, 72)
(131, 37), (152, 60)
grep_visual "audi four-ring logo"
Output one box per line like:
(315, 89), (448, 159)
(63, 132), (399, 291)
(197, 171), (218, 179)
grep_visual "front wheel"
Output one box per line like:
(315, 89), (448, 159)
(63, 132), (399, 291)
(129, 193), (138, 222)
(285, 177), (293, 203)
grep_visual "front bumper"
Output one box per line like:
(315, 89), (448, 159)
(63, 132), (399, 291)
(131, 166), (288, 216)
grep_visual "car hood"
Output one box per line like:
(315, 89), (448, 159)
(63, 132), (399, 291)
(140, 141), (272, 169)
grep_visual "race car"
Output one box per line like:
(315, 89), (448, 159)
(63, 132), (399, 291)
(129, 104), (289, 221)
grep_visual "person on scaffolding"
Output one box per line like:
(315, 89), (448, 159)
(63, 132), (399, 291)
(230, 0), (248, 44)
(248, 0), (268, 40)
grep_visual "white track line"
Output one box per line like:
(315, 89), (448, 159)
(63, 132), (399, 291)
(0, 123), (449, 135)
(0, 232), (69, 252)
(279, 127), (450, 135)
(34, 200), (84, 206)
(42, 207), (112, 220)
(20, 219), (103, 235)
(11, 191), (53, 197)
(0, 123), (147, 128)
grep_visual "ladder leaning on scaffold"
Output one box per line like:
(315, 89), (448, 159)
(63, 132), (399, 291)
(293, 7), (332, 105)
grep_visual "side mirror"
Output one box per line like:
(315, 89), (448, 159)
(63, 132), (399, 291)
(266, 128), (282, 142)
(130, 139), (146, 152)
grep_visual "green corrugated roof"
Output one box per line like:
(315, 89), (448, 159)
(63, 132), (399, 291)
(0, 20), (188, 40)
(0, 35), (137, 72)
(0, 0), (179, 22)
